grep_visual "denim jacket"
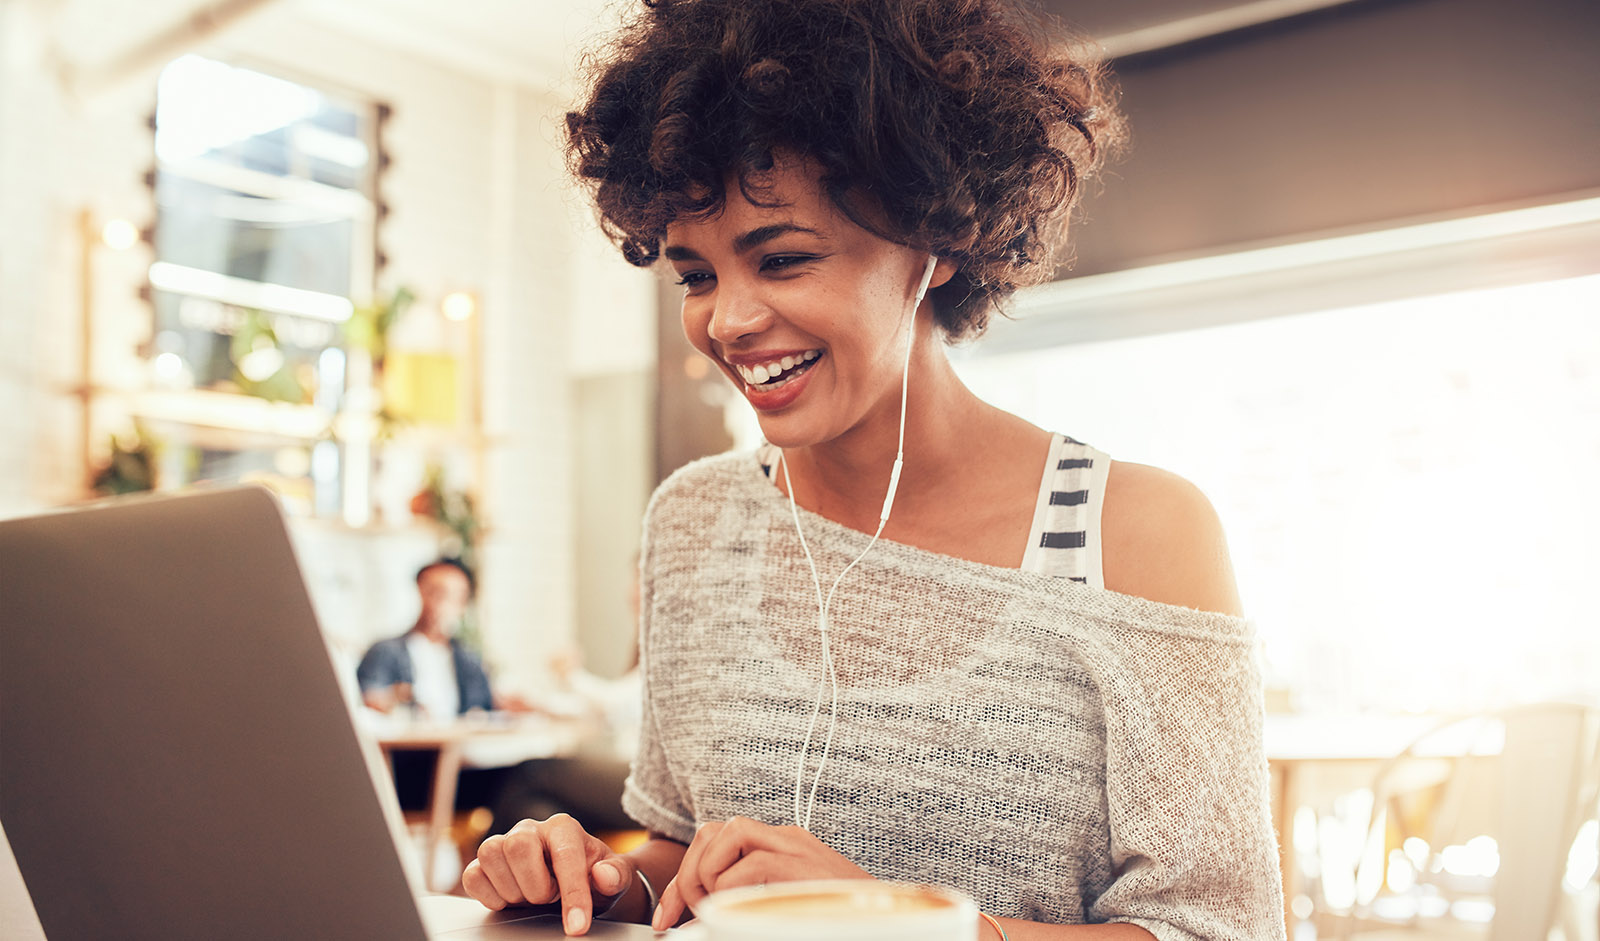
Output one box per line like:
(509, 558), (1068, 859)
(355, 632), (494, 714)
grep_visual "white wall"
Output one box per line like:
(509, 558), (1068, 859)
(0, 0), (155, 516)
(0, 0), (45, 519)
(565, 173), (658, 677)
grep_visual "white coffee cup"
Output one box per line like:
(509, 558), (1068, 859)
(687, 879), (977, 941)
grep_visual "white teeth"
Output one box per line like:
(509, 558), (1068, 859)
(734, 350), (822, 386)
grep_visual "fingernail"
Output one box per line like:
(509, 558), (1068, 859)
(594, 861), (621, 893)
(650, 907), (665, 931)
(566, 907), (587, 935)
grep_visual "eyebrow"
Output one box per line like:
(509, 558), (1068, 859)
(663, 223), (825, 262)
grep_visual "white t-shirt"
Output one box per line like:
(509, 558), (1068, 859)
(405, 633), (460, 719)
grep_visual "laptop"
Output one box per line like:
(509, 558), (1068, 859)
(0, 486), (659, 939)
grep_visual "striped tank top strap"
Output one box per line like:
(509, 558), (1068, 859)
(1019, 434), (1111, 588)
(757, 442), (780, 476)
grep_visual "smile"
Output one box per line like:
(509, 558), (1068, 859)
(733, 350), (821, 388)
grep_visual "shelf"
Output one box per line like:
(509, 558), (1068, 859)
(125, 388), (335, 440)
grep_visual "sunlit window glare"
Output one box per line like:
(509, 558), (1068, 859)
(1440, 836), (1501, 879)
(99, 218), (139, 251)
(1567, 819), (1600, 892)
(1385, 850), (1416, 893)
(957, 273), (1600, 713)
(152, 352), (185, 384)
(440, 291), (477, 322)
(155, 55), (320, 163)
(236, 336), (285, 383)
(1403, 836), (1430, 868)
(147, 262), (354, 323)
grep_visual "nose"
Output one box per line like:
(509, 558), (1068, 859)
(707, 278), (774, 344)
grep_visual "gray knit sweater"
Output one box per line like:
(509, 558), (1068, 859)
(622, 451), (1285, 941)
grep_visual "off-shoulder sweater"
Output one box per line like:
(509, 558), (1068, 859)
(622, 451), (1285, 941)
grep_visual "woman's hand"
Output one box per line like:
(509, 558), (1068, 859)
(462, 814), (636, 935)
(652, 816), (874, 930)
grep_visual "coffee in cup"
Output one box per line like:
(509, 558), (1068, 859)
(690, 879), (977, 941)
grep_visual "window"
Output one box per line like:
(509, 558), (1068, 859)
(955, 273), (1600, 713)
(144, 55), (380, 516)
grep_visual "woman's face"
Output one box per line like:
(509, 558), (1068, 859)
(665, 159), (948, 451)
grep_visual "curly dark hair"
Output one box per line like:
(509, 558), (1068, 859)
(565, 0), (1125, 339)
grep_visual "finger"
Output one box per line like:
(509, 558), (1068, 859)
(673, 821), (724, 913)
(709, 851), (782, 892)
(461, 858), (507, 911)
(498, 825), (556, 905)
(651, 875), (684, 932)
(473, 834), (529, 907)
(544, 816), (597, 935)
(693, 817), (791, 899)
(590, 855), (631, 898)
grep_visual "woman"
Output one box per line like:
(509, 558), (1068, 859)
(464, 0), (1283, 937)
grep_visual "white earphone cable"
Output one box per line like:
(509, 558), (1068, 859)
(788, 255), (938, 831)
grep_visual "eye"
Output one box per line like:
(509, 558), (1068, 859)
(761, 254), (815, 273)
(674, 271), (714, 293)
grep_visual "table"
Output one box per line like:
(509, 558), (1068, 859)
(374, 714), (592, 891)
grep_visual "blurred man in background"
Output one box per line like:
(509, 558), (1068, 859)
(357, 557), (529, 814)
(357, 557), (523, 719)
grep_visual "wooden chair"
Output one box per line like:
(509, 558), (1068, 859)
(1324, 703), (1599, 941)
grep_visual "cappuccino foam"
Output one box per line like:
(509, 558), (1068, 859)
(723, 888), (954, 920)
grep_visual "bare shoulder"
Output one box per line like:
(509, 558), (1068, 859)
(1101, 460), (1243, 617)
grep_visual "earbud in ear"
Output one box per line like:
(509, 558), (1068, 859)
(913, 255), (938, 306)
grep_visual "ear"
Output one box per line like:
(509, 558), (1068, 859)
(929, 257), (959, 290)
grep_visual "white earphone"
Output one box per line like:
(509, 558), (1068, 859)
(779, 254), (938, 830)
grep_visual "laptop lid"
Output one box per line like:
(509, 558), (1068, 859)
(0, 486), (431, 940)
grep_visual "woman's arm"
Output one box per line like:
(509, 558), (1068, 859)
(1088, 463), (1285, 939)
